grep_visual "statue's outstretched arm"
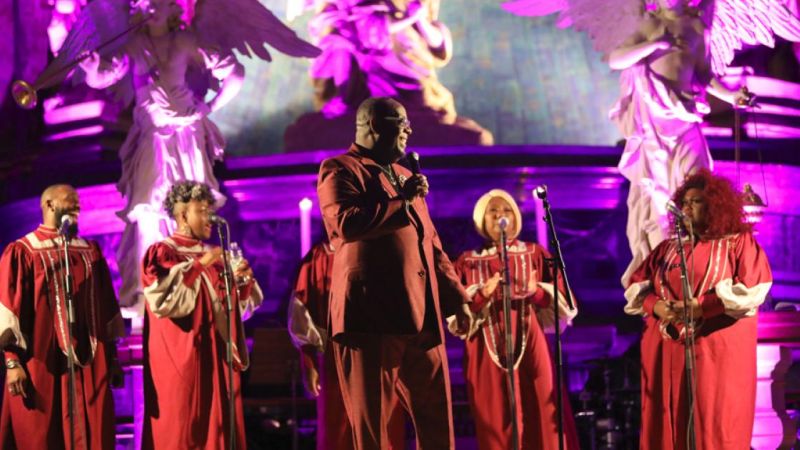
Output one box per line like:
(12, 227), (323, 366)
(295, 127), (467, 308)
(79, 51), (130, 89)
(706, 78), (750, 106)
(608, 15), (671, 70)
(197, 48), (245, 114)
(208, 62), (244, 114)
(608, 31), (669, 71)
(415, 17), (449, 51)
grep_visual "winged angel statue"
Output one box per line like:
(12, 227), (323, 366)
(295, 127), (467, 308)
(504, 0), (800, 284)
(286, 0), (456, 119)
(36, 0), (319, 309)
(281, 0), (492, 150)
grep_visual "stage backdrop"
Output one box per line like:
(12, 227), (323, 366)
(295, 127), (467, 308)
(210, 0), (622, 155)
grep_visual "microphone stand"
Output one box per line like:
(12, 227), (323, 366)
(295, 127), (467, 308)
(499, 225), (521, 450)
(216, 222), (237, 450)
(60, 226), (80, 450)
(539, 190), (575, 450)
(672, 216), (697, 450)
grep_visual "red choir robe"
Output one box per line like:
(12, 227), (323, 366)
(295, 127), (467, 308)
(142, 234), (264, 450)
(625, 232), (773, 450)
(0, 225), (123, 449)
(452, 240), (580, 450)
(288, 241), (406, 450)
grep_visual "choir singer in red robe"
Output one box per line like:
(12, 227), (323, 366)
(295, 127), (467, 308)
(287, 240), (406, 449)
(449, 189), (579, 450)
(625, 169), (773, 450)
(0, 184), (124, 449)
(142, 181), (263, 449)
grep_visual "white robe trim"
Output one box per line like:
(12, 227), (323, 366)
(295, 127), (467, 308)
(537, 282), (578, 333)
(715, 278), (772, 319)
(143, 260), (199, 319)
(623, 280), (653, 316)
(239, 282), (264, 322)
(0, 301), (26, 352)
(21, 231), (90, 250)
(287, 297), (327, 352)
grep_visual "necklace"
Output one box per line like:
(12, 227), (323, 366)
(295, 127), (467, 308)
(378, 164), (401, 189)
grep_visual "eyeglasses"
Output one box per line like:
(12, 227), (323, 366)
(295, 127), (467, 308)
(384, 116), (411, 129)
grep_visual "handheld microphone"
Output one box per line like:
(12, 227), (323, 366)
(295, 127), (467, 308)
(534, 184), (548, 200)
(407, 151), (421, 175)
(209, 214), (228, 225)
(498, 216), (509, 231)
(665, 201), (685, 219)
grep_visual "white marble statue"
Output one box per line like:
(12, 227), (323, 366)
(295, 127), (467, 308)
(38, 0), (319, 311)
(504, 0), (800, 284)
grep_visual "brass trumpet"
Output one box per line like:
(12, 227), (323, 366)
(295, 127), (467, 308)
(11, 80), (38, 110)
(11, 13), (151, 110)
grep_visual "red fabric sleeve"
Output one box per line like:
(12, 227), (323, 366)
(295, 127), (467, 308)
(182, 259), (205, 287)
(237, 281), (254, 301)
(625, 241), (669, 317)
(699, 292), (725, 319)
(90, 241), (122, 341)
(0, 242), (33, 357)
(291, 242), (335, 326)
(452, 252), (490, 312)
(642, 294), (660, 317)
(733, 232), (773, 288)
(529, 288), (548, 308)
(317, 158), (411, 244)
(536, 245), (575, 308)
(292, 245), (317, 307)
(141, 243), (204, 289)
(434, 234), (471, 317)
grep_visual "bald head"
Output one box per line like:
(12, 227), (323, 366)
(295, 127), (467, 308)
(354, 97), (411, 164)
(40, 184), (80, 229)
(356, 97), (402, 128)
(41, 184), (74, 209)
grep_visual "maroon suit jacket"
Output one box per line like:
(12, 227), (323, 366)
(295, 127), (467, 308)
(317, 144), (469, 341)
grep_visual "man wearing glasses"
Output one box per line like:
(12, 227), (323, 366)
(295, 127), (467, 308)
(316, 97), (474, 449)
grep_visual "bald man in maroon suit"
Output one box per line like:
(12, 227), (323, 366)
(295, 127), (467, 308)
(316, 97), (474, 450)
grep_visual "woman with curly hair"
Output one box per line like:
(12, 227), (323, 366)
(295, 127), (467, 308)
(624, 169), (773, 449)
(142, 180), (263, 449)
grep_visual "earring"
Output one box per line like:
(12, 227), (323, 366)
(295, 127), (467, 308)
(180, 225), (190, 234)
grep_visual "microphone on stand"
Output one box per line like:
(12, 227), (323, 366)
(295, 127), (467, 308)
(498, 216), (509, 281)
(498, 216), (509, 231)
(665, 201), (685, 219)
(534, 184), (548, 200)
(407, 151), (421, 175)
(60, 215), (77, 237)
(209, 214), (228, 225)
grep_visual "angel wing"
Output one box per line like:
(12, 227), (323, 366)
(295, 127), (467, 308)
(193, 0), (321, 61)
(34, 0), (132, 90)
(502, 0), (645, 57)
(705, 0), (800, 76)
(285, 0), (317, 22)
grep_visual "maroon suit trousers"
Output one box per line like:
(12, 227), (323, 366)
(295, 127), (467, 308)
(333, 332), (455, 450)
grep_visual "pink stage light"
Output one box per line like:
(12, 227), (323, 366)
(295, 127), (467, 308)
(44, 125), (104, 142)
(55, 0), (79, 14)
(44, 100), (105, 125)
